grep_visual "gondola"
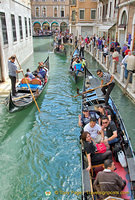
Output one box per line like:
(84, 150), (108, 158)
(69, 48), (85, 83)
(78, 68), (135, 200)
(7, 56), (49, 113)
(54, 45), (66, 56)
(33, 31), (53, 37)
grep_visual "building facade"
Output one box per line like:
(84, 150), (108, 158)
(31, 0), (70, 34)
(69, 0), (97, 38)
(117, 0), (135, 51)
(0, 0), (33, 82)
(96, 0), (119, 43)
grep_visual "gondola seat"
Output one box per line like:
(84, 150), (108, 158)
(21, 77), (31, 84)
(18, 83), (42, 90)
(31, 78), (41, 85)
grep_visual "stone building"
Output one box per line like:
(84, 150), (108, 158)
(96, 0), (119, 43)
(0, 0), (33, 82)
(31, 0), (70, 34)
(69, 0), (97, 38)
(117, 0), (135, 51)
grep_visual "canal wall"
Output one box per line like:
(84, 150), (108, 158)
(84, 44), (135, 104)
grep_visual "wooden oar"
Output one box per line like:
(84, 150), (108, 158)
(15, 56), (41, 112)
(72, 84), (108, 98)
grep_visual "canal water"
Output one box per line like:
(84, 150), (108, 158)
(0, 38), (135, 200)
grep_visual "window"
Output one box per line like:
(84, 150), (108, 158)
(54, 0), (58, 1)
(61, 7), (64, 17)
(121, 11), (127, 25)
(18, 16), (23, 39)
(91, 9), (96, 19)
(109, 2), (112, 17)
(54, 7), (57, 17)
(0, 12), (8, 45)
(25, 17), (28, 37)
(42, 0), (45, 1)
(79, 9), (84, 20)
(29, 18), (31, 36)
(80, 0), (84, 1)
(72, 10), (76, 21)
(42, 7), (46, 17)
(36, 7), (40, 17)
(11, 14), (17, 42)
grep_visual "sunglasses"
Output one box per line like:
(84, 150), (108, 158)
(97, 73), (101, 76)
(102, 121), (108, 124)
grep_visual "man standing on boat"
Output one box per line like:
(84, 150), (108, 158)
(8, 55), (23, 96)
(93, 159), (126, 200)
(97, 69), (115, 106)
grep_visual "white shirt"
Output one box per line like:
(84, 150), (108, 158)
(84, 123), (101, 139)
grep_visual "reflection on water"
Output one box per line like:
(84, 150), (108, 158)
(0, 39), (134, 200)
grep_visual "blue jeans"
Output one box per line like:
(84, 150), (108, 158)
(108, 137), (119, 145)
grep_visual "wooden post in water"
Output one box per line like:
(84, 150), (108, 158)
(120, 65), (125, 83)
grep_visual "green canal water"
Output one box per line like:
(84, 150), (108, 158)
(0, 38), (135, 200)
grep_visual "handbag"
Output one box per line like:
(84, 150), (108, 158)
(96, 143), (106, 153)
(117, 150), (127, 168)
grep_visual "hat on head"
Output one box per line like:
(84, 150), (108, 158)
(82, 106), (89, 112)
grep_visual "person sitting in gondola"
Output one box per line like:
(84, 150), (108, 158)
(84, 118), (104, 143)
(81, 132), (112, 172)
(56, 45), (60, 51)
(72, 57), (79, 70)
(102, 116), (119, 145)
(39, 65), (46, 79)
(97, 105), (112, 126)
(79, 57), (86, 69)
(26, 68), (35, 79)
(78, 107), (100, 127)
(93, 159), (126, 200)
(21, 74), (32, 84)
(31, 73), (42, 85)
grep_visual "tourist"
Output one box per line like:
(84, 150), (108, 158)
(78, 107), (100, 127)
(103, 45), (108, 62)
(8, 55), (23, 96)
(112, 49), (119, 72)
(81, 132), (112, 171)
(79, 37), (85, 58)
(97, 105), (111, 126)
(97, 69), (115, 106)
(26, 68), (35, 79)
(126, 51), (135, 83)
(94, 159), (126, 200)
(102, 116), (119, 145)
(84, 118), (104, 143)
(122, 43), (127, 58)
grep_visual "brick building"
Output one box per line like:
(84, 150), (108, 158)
(69, 0), (97, 38)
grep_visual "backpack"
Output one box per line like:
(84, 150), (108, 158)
(112, 143), (122, 162)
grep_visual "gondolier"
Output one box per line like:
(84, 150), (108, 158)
(8, 55), (23, 96)
(97, 69), (115, 106)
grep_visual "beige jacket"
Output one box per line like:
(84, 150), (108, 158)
(127, 55), (135, 71)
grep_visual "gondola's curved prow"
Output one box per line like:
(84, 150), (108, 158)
(80, 68), (135, 200)
(7, 56), (49, 113)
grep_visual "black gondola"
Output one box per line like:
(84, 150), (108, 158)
(69, 48), (85, 83)
(7, 56), (49, 113)
(54, 45), (66, 56)
(79, 68), (135, 200)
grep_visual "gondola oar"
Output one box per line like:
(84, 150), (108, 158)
(15, 56), (41, 113)
(72, 84), (108, 98)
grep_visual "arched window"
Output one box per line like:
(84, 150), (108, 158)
(54, 7), (57, 17)
(42, 7), (46, 17)
(36, 7), (40, 17)
(121, 11), (127, 25)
